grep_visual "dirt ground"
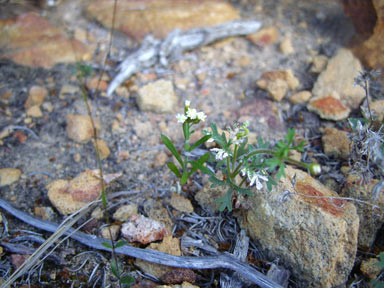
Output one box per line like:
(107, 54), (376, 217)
(0, 0), (378, 287)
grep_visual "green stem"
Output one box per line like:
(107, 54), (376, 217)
(227, 156), (232, 179)
(232, 149), (311, 177)
(239, 176), (247, 187)
(232, 144), (238, 171)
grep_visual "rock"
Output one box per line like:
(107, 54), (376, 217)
(85, 0), (239, 40)
(307, 92), (351, 121)
(312, 48), (365, 110)
(101, 224), (120, 241)
(342, 0), (377, 37)
(195, 174), (227, 213)
(113, 204), (138, 222)
(34, 206), (55, 221)
(137, 80), (178, 113)
(310, 55), (328, 73)
(93, 139), (110, 160)
(371, 99), (384, 122)
(161, 269), (196, 285)
(170, 193), (194, 213)
(66, 114), (101, 143)
(0, 12), (92, 68)
(135, 236), (181, 278)
(257, 70), (300, 102)
(360, 257), (381, 279)
(121, 214), (167, 244)
(153, 151), (168, 168)
(289, 90), (312, 105)
(279, 38), (294, 55)
(143, 199), (174, 234)
(322, 128), (350, 159)
(247, 26), (279, 46)
(26, 105), (43, 118)
(239, 166), (359, 287)
(59, 85), (80, 99)
(341, 175), (384, 248)
(257, 78), (288, 102)
(25, 86), (47, 109)
(0, 168), (21, 187)
(47, 170), (121, 215)
(86, 77), (109, 92)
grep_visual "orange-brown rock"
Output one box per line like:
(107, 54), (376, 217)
(85, 0), (239, 40)
(0, 12), (92, 68)
(47, 170), (122, 215)
(346, 0), (384, 83)
(308, 93), (350, 121)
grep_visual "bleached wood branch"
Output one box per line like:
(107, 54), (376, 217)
(0, 198), (282, 288)
(107, 20), (262, 97)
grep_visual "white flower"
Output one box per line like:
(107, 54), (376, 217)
(210, 148), (228, 160)
(241, 168), (268, 190)
(197, 111), (207, 121)
(186, 108), (198, 119)
(185, 100), (191, 107)
(176, 113), (187, 123)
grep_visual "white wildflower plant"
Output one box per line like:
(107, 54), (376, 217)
(162, 101), (321, 212)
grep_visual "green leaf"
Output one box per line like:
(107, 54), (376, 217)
(182, 122), (189, 141)
(161, 134), (183, 168)
(120, 274), (135, 286)
(348, 118), (367, 131)
(111, 259), (121, 277)
(101, 241), (112, 249)
(189, 135), (212, 151)
(190, 153), (215, 177)
(216, 191), (233, 211)
(275, 163), (286, 180)
(372, 279), (384, 288)
(180, 170), (189, 185)
(266, 157), (280, 170)
(377, 252), (384, 269)
(209, 175), (226, 187)
(210, 123), (227, 148)
(115, 240), (127, 249)
(167, 162), (182, 178)
(285, 128), (295, 146)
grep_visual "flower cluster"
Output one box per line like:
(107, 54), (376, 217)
(228, 121), (249, 145)
(176, 100), (207, 124)
(241, 167), (268, 190)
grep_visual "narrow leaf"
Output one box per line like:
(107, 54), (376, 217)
(189, 135), (212, 151)
(167, 162), (182, 178)
(115, 240), (127, 249)
(101, 241), (112, 249)
(161, 134), (183, 167)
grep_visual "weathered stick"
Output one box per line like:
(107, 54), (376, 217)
(0, 198), (282, 288)
(107, 19), (262, 97)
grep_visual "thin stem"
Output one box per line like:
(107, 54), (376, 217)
(232, 144), (238, 171)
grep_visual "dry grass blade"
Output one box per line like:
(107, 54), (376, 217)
(0, 199), (99, 288)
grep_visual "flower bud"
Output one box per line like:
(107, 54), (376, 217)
(309, 163), (321, 175)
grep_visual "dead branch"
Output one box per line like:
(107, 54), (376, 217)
(0, 198), (282, 288)
(107, 19), (262, 97)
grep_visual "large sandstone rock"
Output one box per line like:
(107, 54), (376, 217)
(311, 48), (365, 112)
(239, 166), (359, 287)
(86, 0), (239, 40)
(341, 174), (384, 249)
(0, 13), (92, 68)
